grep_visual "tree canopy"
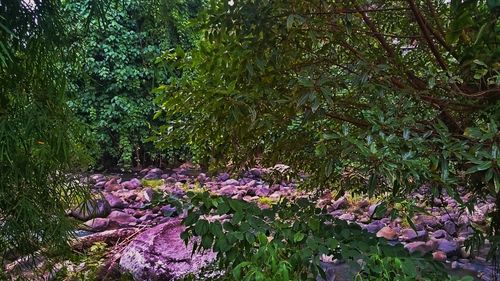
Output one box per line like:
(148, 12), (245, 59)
(155, 0), (499, 248)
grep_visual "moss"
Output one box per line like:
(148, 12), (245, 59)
(141, 179), (164, 188)
(258, 196), (277, 206)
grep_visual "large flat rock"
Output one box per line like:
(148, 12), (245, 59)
(119, 218), (216, 280)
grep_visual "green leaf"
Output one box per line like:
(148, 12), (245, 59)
(466, 161), (492, 174)
(293, 232), (305, 242)
(194, 219), (209, 236)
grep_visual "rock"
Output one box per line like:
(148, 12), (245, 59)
(246, 180), (257, 187)
(144, 168), (163, 180)
(338, 213), (355, 221)
(122, 178), (141, 190)
(400, 228), (427, 242)
(415, 215), (441, 228)
(357, 199), (370, 209)
(404, 241), (434, 255)
(159, 205), (177, 217)
(367, 204), (380, 217)
(119, 218), (216, 281)
(328, 197), (348, 211)
(435, 239), (459, 257)
(364, 221), (384, 233)
(196, 173), (207, 182)
(443, 221), (457, 236)
(222, 179), (239, 186)
(143, 188), (155, 203)
(376, 226), (398, 240)
(219, 185), (237, 196)
(431, 229), (448, 239)
(94, 181), (106, 189)
(84, 218), (110, 232)
(71, 199), (111, 221)
(90, 174), (106, 183)
(104, 193), (126, 209)
(217, 173), (230, 182)
(249, 168), (263, 178)
(255, 187), (271, 197)
(104, 178), (122, 192)
(432, 251), (447, 262)
(107, 211), (137, 228)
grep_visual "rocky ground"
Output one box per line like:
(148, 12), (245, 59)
(13, 164), (499, 280)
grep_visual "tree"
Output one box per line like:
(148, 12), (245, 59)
(0, 0), (94, 267)
(156, 0), (499, 254)
(66, 0), (204, 170)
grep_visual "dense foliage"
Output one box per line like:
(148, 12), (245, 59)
(181, 191), (461, 281)
(66, 0), (204, 170)
(0, 0), (92, 266)
(156, 0), (499, 237)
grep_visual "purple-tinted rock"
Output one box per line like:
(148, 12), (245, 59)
(400, 229), (427, 242)
(249, 168), (262, 178)
(222, 179), (239, 186)
(71, 199), (111, 221)
(328, 197), (348, 211)
(143, 188), (155, 203)
(108, 211), (137, 227)
(217, 173), (230, 182)
(364, 221), (384, 233)
(104, 193), (126, 209)
(160, 205), (177, 217)
(122, 178), (141, 190)
(255, 187), (271, 197)
(119, 219), (216, 280)
(376, 226), (398, 240)
(219, 185), (237, 196)
(435, 239), (459, 257)
(431, 229), (448, 239)
(246, 180), (257, 187)
(196, 173), (207, 182)
(404, 241), (435, 255)
(415, 215), (441, 229)
(90, 174), (106, 183)
(339, 213), (355, 221)
(94, 181), (106, 189)
(443, 221), (457, 236)
(84, 218), (110, 232)
(367, 204), (380, 217)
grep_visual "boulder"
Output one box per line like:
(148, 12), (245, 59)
(107, 211), (137, 228)
(376, 226), (398, 240)
(443, 221), (457, 236)
(328, 197), (348, 211)
(222, 179), (239, 186)
(122, 178), (141, 190)
(119, 219), (216, 281)
(432, 251), (447, 262)
(435, 239), (459, 257)
(219, 185), (237, 196)
(104, 193), (126, 209)
(404, 241), (434, 255)
(217, 173), (230, 182)
(71, 199), (111, 221)
(400, 228), (427, 242)
(84, 218), (110, 232)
